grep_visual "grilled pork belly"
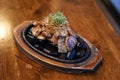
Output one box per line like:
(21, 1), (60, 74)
(31, 12), (77, 53)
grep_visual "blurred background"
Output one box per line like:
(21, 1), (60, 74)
(96, 0), (120, 36)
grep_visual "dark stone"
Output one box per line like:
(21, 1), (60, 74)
(67, 50), (76, 60)
(76, 49), (86, 58)
(82, 44), (87, 50)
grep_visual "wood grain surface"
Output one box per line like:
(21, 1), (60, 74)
(0, 0), (120, 80)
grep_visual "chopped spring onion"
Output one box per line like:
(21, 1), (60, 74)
(50, 11), (66, 26)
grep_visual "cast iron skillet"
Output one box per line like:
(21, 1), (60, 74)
(22, 24), (91, 64)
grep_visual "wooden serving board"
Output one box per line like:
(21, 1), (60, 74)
(13, 21), (102, 73)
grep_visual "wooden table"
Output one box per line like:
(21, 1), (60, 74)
(0, 0), (120, 80)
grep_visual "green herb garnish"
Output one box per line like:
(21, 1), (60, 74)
(50, 11), (66, 26)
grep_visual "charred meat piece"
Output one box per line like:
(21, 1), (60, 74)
(31, 25), (42, 37)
